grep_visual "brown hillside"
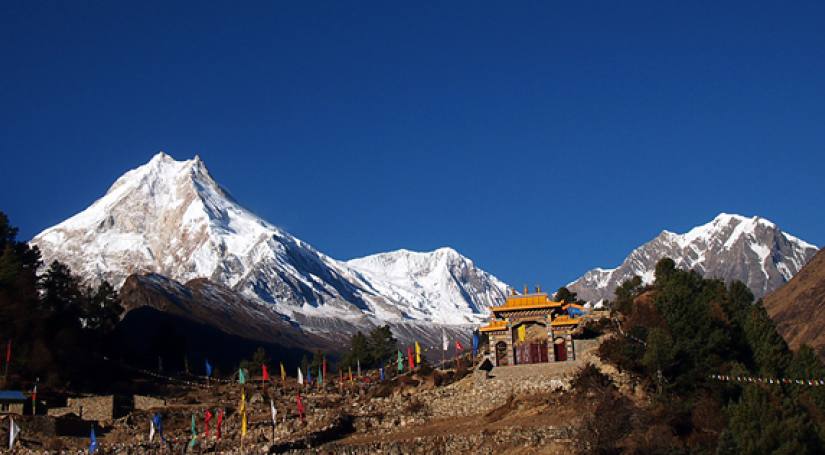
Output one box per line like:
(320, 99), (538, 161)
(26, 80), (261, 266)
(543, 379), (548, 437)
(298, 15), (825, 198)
(764, 248), (825, 357)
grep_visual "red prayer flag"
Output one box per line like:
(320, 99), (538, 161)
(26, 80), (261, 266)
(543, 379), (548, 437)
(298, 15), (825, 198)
(216, 409), (224, 440)
(204, 409), (213, 437)
(455, 340), (464, 351)
(407, 346), (414, 370)
(296, 392), (305, 422)
(262, 364), (270, 382)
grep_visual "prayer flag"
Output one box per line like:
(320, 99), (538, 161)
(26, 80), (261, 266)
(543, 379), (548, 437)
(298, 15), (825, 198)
(89, 425), (98, 454)
(241, 411), (247, 438)
(318, 365), (322, 386)
(9, 417), (20, 450)
(415, 342), (421, 364)
(307, 367), (313, 385)
(472, 333), (479, 357)
(456, 340), (464, 351)
(280, 362), (286, 383)
(204, 409), (213, 438)
(262, 364), (270, 382)
(152, 413), (163, 443)
(442, 329), (448, 351)
(379, 367), (385, 381)
(270, 398), (277, 426)
(397, 350), (403, 371)
(407, 346), (414, 370)
(149, 418), (155, 442)
(188, 414), (197, 449)
(238, 368), (246, 384)
(239, 388), (246, 413)
(296, 392), (305, 422)
(517, 325), (526, 342)
(205, 359), (212, 378)
(297, 367), (304, 385)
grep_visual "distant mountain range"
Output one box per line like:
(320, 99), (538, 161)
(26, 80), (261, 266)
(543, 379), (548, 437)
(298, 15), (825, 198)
(30, 153), (506, 347)
(30, 153), (818, 353)
(568, 213), (817, 303)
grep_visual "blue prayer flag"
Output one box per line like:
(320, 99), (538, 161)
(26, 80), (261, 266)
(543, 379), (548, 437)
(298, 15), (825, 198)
(205, 359), (212, 377)
(89, 426), (98, 454)
(379, 367), (385, 381)
(472, 332), (479, 357)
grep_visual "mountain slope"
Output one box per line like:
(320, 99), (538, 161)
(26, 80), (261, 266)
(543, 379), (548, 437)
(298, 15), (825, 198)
(764, 249), (825, 357)
(30, 152), (507, 331)
(568, 213), (817, 302)
(347, 248), (509, 324)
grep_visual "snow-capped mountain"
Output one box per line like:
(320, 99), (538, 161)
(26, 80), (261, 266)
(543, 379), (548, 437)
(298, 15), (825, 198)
(31, 152), (507, 333)
(347, 248), (509, 325)
(568, 213), (818, 303)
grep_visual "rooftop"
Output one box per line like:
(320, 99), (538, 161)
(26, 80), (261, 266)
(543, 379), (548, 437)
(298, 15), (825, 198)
(491, 292), (563, 313)
(0, 390), (27, 401)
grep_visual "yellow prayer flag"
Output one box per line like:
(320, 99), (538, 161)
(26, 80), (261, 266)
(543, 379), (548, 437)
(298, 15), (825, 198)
(239, 388), (246, 413)
(517, 325), (526, 342)
(415, 341), (421, 364)
(280, 362), (286, 381)
(241, 411), (247, 438)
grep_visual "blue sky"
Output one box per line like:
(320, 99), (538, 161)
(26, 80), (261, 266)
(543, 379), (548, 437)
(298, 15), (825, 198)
(1, 1), (823, 288)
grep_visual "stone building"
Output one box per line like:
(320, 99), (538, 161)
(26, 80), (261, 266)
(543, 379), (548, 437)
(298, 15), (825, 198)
(0, 390), (26, 415)
(479, 288), (583, 366)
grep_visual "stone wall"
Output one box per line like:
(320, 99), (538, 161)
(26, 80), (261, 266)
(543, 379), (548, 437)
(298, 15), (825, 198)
(66, 395), (114, 422)
(133, 395), (166, 411)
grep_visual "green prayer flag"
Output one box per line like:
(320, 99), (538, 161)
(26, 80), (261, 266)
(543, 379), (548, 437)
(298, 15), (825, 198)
(188, 414), (198, 448)
(238, 368), (246, 384)
(397, 350), (403, 371)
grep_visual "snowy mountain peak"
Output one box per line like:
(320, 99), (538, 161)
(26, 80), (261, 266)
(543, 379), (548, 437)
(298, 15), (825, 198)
(31, 153), (509, 331)
(568, 213), (817, 302)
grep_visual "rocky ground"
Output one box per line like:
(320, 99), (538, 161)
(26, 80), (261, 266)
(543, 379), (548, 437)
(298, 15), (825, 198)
(2, 338), (634, 454)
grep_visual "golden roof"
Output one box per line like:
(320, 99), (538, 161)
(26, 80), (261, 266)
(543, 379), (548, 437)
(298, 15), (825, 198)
(491, 293), (563, 313)
(550, 315), (581, 327)
(479, 320), (507, 332)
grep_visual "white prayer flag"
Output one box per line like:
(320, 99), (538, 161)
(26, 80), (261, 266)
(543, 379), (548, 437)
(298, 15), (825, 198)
(442, 329), (448, 351)
(9, 417), (20, 450)
(149, 418), (155, 442)
(297, 367), (304, 385)
(270, 399), (277, 426)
